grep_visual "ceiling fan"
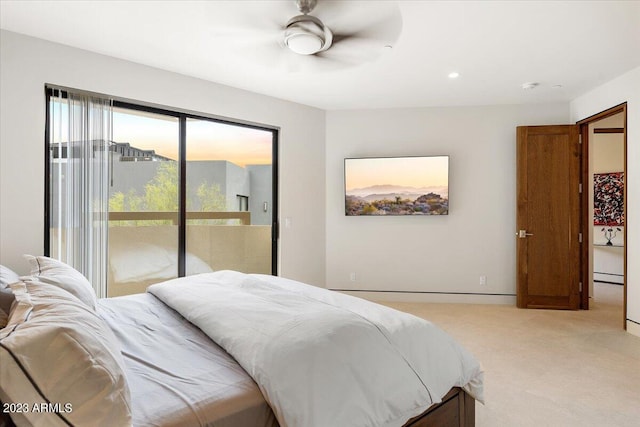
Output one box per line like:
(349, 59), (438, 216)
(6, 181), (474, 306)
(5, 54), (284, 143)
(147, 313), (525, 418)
(283, 0), (334, 55)
(217, 0), (403, 71)
(282, 0), (401, 59)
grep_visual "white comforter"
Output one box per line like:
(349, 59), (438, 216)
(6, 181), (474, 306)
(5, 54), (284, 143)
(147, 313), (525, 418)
(147, 271), (483, 427)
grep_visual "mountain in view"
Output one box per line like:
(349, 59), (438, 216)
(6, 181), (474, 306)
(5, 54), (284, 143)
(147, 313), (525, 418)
(346, 184), (448, 201)
(345, 191), (448, 216)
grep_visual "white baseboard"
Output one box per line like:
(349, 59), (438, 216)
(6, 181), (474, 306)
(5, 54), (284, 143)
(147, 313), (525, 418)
(593, 272), (624, 284)
(336, 290), (517, 305)
(627, 320), (640, 338)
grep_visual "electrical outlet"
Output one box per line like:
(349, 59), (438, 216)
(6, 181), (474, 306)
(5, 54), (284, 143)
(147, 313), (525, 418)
(349, 272), (356, 282)
(479, 276), (487, 286)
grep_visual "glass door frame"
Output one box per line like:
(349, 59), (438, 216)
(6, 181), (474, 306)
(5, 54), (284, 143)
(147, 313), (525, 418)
(45, 87), (279, 279)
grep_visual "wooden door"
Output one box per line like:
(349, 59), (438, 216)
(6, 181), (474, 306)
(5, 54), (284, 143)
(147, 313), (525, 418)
(516, 125), (582, 309)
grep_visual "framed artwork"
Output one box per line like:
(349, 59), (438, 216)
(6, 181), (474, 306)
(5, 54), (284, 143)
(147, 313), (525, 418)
(593, 172), (624, 226)
(344, 156), (449, 216)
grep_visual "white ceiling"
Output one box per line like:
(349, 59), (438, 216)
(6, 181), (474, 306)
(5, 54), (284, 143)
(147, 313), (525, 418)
(1, 1), (639, 110)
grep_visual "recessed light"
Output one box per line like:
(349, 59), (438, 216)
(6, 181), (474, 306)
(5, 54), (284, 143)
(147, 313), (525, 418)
(522, 82), (539, 90)
(383, 44), (393, 49)
(551, 84), (563, 89)
(448, 72), (460, 79)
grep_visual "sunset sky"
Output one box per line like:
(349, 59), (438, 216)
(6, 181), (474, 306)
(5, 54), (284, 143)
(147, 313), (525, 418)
(112, 108), (273, 166)
(345, 156), (449, 190)
(49, 100), (273, 166)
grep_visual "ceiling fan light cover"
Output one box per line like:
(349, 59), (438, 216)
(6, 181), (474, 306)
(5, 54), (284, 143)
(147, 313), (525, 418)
(285, 32), (323, 55)
(283, 14), (332, 55)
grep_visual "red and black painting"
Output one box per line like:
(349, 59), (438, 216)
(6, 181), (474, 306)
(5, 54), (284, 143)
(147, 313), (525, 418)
(594, 172), (624, 226)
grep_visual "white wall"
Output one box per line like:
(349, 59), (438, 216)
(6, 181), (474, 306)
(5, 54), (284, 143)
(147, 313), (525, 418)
(1, 29), (635, 324)
(247, 165), (273, 226)
(326, 104), (569, 303)
(0, 30), (326, 287)
(589, 118), (625, 291)
(570, 66), (640, 336)
(593, 135), (625, 174)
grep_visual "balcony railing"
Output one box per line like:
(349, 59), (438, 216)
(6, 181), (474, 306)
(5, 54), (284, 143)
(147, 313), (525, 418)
(108, 211), (251, 225)
(105, 210), (269, 297)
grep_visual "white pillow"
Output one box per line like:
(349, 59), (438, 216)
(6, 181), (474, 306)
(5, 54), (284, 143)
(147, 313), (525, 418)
(0, 264), (20, 288)
(109, 243), (213, 283)
(0, 289), (12, 328)
(0, 280), (132, 427)
(109, 243), (174, 283)
(0, 265), (19, 326)
(186, 252), (214, 276)
(25, 255), (97, 311)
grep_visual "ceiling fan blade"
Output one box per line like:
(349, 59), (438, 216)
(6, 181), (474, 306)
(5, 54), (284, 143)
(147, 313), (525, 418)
(210, 17), (283, 42)
(230, 36), (324, 74)
(332, 10), (402, 46)
(319, 28), (397, 66)
(292, 50), (353, 72)
(314, 42), (379, 67)
(238, 37), (290, 66)
(309, 1), (402, 66)
(204, 0), (292, 46)
(206, 0), (402, 73)
(316, 1), (402, 45)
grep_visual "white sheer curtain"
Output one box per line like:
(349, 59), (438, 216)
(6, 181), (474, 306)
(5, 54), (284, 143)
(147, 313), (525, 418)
(49, 89), (112, 298)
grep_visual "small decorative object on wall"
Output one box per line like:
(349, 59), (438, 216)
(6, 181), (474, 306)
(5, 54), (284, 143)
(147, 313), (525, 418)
(344, 156), (449, 216)
(601, 227), (622, 246)
(593, 172), (624, 226)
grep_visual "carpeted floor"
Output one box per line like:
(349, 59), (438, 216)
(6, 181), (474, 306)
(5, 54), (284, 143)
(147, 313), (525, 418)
(382, 283), (640, 427)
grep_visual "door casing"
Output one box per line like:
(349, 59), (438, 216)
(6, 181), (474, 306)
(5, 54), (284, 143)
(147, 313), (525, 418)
(577, 103), (627, 327)
(517, 102), (628, 327)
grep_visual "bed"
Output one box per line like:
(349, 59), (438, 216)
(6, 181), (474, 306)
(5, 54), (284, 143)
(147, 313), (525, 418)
(0, 258), (483, 427)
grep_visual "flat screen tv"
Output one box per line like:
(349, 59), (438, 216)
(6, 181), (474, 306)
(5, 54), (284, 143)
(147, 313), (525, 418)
(344, 155), (449, 216)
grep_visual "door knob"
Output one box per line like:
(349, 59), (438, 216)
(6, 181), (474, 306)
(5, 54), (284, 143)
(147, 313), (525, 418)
(517, 230), (534, 238)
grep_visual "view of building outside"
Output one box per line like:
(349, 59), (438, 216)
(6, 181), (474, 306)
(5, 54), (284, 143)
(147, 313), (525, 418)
(106, 108), (274, 296)
(48, 102), (275, 297)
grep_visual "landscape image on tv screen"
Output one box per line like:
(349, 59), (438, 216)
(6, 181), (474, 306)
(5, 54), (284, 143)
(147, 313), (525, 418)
(344, 156), (449, 216)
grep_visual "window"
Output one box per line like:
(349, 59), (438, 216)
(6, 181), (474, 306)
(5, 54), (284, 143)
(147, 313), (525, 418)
(237, 195), (249, 211)
(46, 88), (278, 297)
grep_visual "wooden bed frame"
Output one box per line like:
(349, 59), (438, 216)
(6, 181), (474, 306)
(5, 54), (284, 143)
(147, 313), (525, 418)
(1, 389), (474, 427)
(404, 387), (475, 427)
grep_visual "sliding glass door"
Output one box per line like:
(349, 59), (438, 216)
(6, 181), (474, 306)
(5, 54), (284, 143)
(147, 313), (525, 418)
(107, 107), (180, 296)
(185, 119), (274, 276)
(47, 89), (278, 297)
